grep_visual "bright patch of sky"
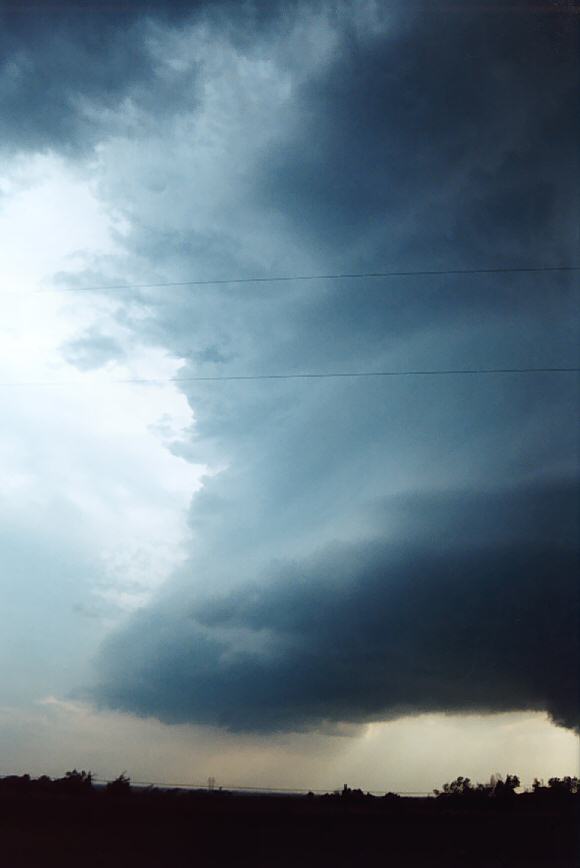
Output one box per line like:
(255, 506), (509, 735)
(0, 153), (205, 641)
(1, 699), (577, 793)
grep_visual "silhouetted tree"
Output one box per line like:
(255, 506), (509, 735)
(0, 774), (31, 793)
(532, 777), (544, 791)
(434, 775), (475, 797)
(547, 776), (579, 795)
(340, 784), (367, 801)
(57, 769), (94, 796)
(434, 773), (520, 800)
(492, 774), (520, 798)
(105, 773), (132, 797)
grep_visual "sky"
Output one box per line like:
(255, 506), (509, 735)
(0, 0), (578, 793)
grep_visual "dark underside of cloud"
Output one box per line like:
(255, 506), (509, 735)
(93, 481), (579, 733)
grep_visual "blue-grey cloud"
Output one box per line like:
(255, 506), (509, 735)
(252, 0), (579, 283)
(0, 1), (196, 154)
(0, 0), (301, 154)
(92, 480), (579, 732)
(100, 0), (578, 381)
(63, 328), (125, 371)
(58, 1), (580, 733)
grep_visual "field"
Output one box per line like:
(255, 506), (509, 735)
(1, 786), (577, 867)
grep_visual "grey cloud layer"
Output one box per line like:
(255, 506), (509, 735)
(94, 481), (579, 732)
(256, 6), (579, 271)
(103, 0), (578, 378)
(0, 0), (281, 153)
(37, 2), (579, 731)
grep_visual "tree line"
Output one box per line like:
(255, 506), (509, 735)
(0, 769), (578, 802)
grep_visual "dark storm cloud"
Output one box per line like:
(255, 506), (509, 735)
(95, 0), (579, 386)
(75, 1), (578, 734)
(255, 0), (579, 273)
(1, 5), (158, 152)
(93, 480), (579, 732)
(0, 0), (291, 153)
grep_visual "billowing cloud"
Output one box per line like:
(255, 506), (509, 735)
(92, 480), (579, 732)
(254, 0), (579, 270)
(0, 0), (198, 153)
(1, 0), (577, 757)
(0, 0), (298, 154)
(77, 1), (579, 736)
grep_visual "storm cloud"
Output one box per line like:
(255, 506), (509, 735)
(85, 0), (579, 383)
(0, 0), (286, 153)
(93, 480), (579, 732)
(0, 1), (173, 152)
(5, 1), (575, 739)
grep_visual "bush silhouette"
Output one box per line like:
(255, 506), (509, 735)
(434, 773), (520, 800)
(105, 773), (132, 797)
(56, 769), (94, 796)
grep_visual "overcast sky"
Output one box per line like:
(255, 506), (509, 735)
(0, 0), (578, 792)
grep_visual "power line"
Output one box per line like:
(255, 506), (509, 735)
(0, 365), (577, 387)
(0, 771), (430, 796)
(92, 777), (432, 796)
(8, 263), (580, 296)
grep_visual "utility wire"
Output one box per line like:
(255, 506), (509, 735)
(0, 770), (429, 796)
(0, 366), (577, 387)
(7, 263), (580, 296)
(92, 777), (432, 796)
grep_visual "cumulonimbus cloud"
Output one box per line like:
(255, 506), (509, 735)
(20, 0), (573, 737)
(92, 481), (579, 733)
